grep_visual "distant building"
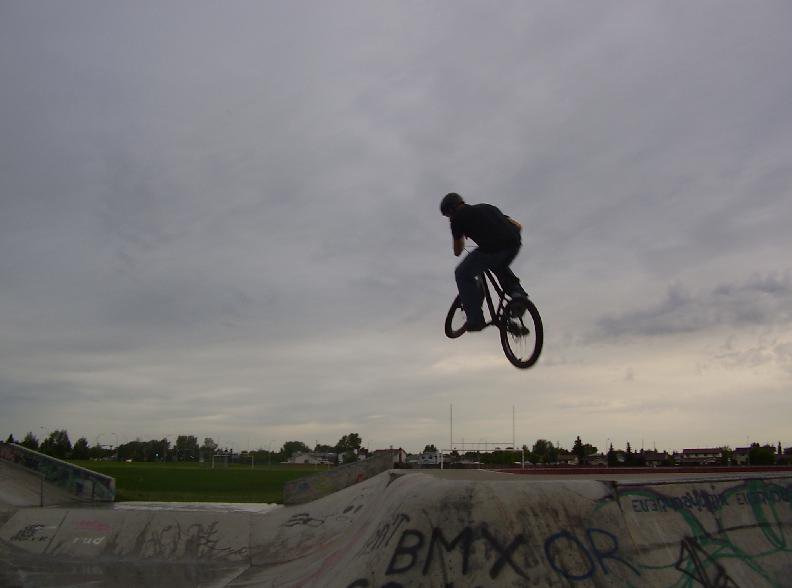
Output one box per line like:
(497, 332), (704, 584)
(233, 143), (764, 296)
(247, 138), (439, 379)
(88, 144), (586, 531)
(419, 451), (440, 466)
(373, 448), (407, 465)
(289, 452), (335, 465)
(289, 452), (317, 464)
(556, 452), (578, 466)
(677, 448), (723, 466)
(643, 451), (670, 467)
(588, 454), (608, 467)
(732, 447), (750, 465)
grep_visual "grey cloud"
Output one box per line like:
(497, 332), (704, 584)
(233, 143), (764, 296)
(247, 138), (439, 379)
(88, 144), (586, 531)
(597, 272), (792, 339)
(3, 2), (792, 450)
(713, 337), (792, 374)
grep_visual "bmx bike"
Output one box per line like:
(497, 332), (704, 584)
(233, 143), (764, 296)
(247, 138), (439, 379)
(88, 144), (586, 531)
(444, 269), (543, 369)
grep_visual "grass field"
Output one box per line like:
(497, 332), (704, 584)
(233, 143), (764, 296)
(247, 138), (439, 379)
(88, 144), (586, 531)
(69, 461), (326, 503)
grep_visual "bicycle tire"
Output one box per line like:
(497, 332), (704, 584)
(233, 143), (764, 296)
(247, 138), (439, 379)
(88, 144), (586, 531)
(500, 299), (543, 369)
(444, 295), (467, 339)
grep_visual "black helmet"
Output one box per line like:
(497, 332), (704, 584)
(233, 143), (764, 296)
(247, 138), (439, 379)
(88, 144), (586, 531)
(440, 192), (464, 216)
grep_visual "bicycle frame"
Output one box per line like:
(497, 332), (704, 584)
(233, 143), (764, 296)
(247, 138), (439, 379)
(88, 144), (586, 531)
(445, 259), (544, 369)
(480, 269), (508, 328)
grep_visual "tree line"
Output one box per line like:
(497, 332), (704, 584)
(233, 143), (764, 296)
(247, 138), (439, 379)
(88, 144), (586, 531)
(431, 436), (790, 467)
(2, 430), (365, 464)
(5, 430), (787, 466)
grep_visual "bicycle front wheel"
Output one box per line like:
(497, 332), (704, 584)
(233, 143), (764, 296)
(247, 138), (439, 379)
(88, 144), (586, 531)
(444, 295), (467, 339)
(500, 299), (543, 368)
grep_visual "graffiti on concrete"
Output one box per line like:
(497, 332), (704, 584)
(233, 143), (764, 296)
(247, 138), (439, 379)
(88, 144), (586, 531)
(544, 528), (640, 581)
(364, 513), (410, 552)
(74, 519), (112, 533)
(378, 524), (640, 582)
(348, 522), (640, 586)
(627, 485), (791, 516)
(675, 536), (740, 588)
(629, 491), (730, 514)
(606, 477), (792, 587)
(284, 512), (326, 528)
(0, 442), (114, 501)
(343, 503), (365, 516)
(10, 524), (52, 543)
(343, 477), (791, 587)
(140, 520), (248, 561)
(71, 536), (106, 546)
(282, 497), (368, 532)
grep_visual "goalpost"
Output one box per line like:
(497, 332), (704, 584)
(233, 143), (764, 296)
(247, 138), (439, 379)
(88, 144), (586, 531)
(441, 404), (524, 469)
(439, 441), (526, 470)
(210, 452), (255, 469)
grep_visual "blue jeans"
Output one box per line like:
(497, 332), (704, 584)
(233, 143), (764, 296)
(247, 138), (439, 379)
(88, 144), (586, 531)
(455, 246), (524, 324)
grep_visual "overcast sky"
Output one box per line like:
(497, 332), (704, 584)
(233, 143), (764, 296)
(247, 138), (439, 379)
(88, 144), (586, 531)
(2, 2), (791, 455)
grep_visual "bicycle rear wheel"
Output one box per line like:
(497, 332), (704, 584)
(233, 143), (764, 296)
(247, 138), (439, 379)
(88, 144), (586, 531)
(500, 299), (543, 368)
(444, 295), (467, 339)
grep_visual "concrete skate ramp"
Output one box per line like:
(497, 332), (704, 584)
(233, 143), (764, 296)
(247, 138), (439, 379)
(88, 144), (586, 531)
(283, 450), (398, 505)
(1, 471), (791, 586)
(0, 460), (82, 510)
(0, 442), (115, 503)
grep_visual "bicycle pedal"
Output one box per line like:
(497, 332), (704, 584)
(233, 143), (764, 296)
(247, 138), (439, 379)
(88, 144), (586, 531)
(506, 320), (530, 336)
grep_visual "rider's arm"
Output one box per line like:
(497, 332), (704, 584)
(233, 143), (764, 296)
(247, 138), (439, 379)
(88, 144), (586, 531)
(453, 236), (465, 257)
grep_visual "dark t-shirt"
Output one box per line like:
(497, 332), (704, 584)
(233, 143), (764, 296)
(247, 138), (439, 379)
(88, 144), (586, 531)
(450, 203), (521, 253)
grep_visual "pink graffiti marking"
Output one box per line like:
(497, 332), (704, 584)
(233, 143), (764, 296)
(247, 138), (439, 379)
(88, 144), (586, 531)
(75, 520), (112, 533)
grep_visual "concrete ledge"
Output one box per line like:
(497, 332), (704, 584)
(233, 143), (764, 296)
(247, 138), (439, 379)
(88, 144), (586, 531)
(498, 465), (792, 475)
(282, 450), (397, 505)
(0, 443), (115, 502)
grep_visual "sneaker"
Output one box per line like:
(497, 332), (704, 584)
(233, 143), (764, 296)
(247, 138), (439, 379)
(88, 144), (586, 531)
(508, 294), (528, 318)
(464, 318), (487, 332)
(506, 318), (530, 336)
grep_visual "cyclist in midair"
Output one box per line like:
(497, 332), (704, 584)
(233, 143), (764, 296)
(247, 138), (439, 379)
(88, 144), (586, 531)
(440, 192), (528, 331)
